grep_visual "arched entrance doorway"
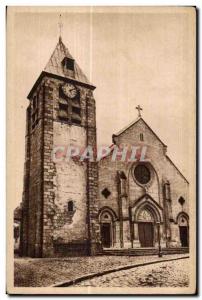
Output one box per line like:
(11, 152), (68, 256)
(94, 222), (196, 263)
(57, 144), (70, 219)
(178, 213), (189, 247)
(100, 211), (114, 248)
(137, 208), (154, 247)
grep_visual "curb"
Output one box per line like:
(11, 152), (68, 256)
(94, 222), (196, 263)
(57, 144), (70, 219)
(53, 255), (189, 287)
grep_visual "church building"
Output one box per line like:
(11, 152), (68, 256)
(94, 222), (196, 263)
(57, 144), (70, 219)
(20, 37), (189, 257)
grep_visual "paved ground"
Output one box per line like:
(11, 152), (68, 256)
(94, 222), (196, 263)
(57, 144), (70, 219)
(75, 258), (189, 287)
(14, 254), (188, 287)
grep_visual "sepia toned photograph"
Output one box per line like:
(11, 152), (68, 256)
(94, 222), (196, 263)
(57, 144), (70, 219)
(7, 6), (196, 294)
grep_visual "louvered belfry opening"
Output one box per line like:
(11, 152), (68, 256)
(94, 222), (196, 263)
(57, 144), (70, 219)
(58, 85), (81, 125)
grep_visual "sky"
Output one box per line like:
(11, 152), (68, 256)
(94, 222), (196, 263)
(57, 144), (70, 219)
(7, 7), (195, 207)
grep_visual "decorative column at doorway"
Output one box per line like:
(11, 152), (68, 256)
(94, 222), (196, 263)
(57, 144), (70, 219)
(133, 223), (141, 247)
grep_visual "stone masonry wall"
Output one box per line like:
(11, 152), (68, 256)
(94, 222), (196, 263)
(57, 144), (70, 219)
(53, 122), (88, 244)
(86, 92), (102, 254)
(22, 74), (101, 257)
(20, 105), (31, 256)
(41, 79), (55, 257)
(42, 77), (101, 255)
(98, 118), (189, 248)
(22, 81), (46, 257)
(50, 79), (90, 254)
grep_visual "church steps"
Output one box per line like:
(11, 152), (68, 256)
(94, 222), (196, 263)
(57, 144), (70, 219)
(101, 247), (189, 256)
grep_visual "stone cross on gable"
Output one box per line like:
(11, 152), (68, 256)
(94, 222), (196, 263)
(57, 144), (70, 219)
(58, 14), (63, 39)
(136, 105), (143, 117)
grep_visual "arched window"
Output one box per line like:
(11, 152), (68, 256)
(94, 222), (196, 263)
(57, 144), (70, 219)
(101, 212), (112, 222)
(177, 212), (189, 247)
(68, 200), (74, 212)
(100, 211), (114, 248)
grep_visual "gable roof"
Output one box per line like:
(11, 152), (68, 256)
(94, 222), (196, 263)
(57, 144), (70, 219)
(112, 117), (167, 147)
(111, 116), (188, 183)
(28, 37), (95, 99)
(166, 155), (189, 184)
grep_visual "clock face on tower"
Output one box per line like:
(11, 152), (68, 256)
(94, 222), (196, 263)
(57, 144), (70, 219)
(62, 83), (77, 99)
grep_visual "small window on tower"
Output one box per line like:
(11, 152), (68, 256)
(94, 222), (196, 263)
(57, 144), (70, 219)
(31, 93), (39, 130)
(140, 133), (144, 141)
(68, 200), (74, 212)
(62, 57), (74, 71)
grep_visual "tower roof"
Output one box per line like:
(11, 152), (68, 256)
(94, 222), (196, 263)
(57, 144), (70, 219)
(28, 37), (95, 99)
(44, 37), (92, 86)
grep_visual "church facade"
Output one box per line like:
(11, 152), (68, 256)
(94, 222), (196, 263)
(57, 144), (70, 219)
(20, 37), (189, 257)
(98, 118), (189, 250)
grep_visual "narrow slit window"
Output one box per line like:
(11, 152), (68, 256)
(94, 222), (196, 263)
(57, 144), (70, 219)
(31, 93), (39, 130)
(140, 133), (144, 141)
(68, 201), (74, 212)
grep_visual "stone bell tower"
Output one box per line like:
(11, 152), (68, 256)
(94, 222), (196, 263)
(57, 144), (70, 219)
(21, 36), (101, 257)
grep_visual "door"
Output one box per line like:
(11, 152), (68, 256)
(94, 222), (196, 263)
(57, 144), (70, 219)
(179, 226), (188, 247)
(101, 223), (111, 248)
(138, 222), (154, 247)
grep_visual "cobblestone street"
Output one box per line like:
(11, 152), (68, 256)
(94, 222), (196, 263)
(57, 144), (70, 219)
(14, 254), (189, 287)
(75, 258), (189, 287)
